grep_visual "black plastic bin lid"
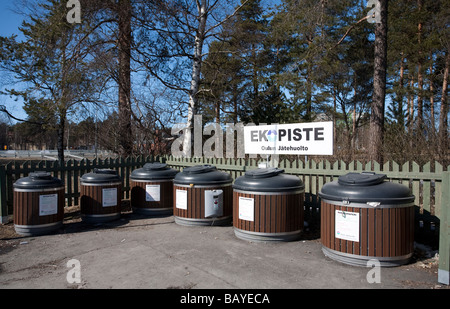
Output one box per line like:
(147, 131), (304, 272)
(14, 171), (64, 190)
(319, 172), (414, 205)
(80, 168), (121, 184)
(233, 168), (304, 193)
(338, 172), (387, 186)
(245, 167), (285, 178)
(131, 163), (178, 180)
(174, 165), (232, 185)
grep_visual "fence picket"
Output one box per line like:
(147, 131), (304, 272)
(356, 161), (363, 171)
(66, 160), (73, 207)
(423, 162), (431, 214)
(392, 161), (399, 182)
(383, 161), (390, 173)
(412, 161), (421, 209)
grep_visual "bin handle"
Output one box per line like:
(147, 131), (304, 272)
(367, 202), (381, 207)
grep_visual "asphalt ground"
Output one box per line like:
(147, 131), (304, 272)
(0, 206), (448, 300)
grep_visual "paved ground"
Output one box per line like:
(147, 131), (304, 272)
(0, 207), (447, 291)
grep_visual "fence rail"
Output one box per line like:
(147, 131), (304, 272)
(0, 155), (449, 283)
(0, 150), (115, 161)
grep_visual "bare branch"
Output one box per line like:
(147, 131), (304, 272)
(205, 0), (250, 36)
(0, 105), (42, 125)
(334, 15), (370, 48)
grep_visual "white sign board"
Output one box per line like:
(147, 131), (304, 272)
(39, 194), (58, 216)
(146, 185), (161, 202)
(238, 197), (254, 222)
(335, 210), (360, 242)
(244, 122), (333, 155)
(176, 189), (188, 210)
(102, 188), (118, 207)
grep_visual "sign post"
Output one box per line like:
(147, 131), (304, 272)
(244, 122), (334, 159)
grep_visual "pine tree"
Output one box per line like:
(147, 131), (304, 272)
(118, 0), (133, 156)
(369, 0), (388, 164)
(0, 0), (106, 162)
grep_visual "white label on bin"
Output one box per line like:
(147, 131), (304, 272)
(335, 210), (359, 242)
(39, 194), (58, 216)
(146, 185), (161, 202)
(102, 188), (118, 207)
(239, 197), (254, 222)
(176, 189), (188, 210)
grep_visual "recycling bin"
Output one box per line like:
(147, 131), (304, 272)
(13, 172), (65, 236)
(173, 165), (233, 226)
(233, 168), (305, 242)
(130, 163), (178, 216)
(80, 169), (122, 223)
(319, 172), (415, 267)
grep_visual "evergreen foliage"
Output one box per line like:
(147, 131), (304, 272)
(0, 0), (447, 164)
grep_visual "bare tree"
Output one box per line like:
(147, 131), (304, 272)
(0, 0), (109, 162)
(133, 0), (248, 157)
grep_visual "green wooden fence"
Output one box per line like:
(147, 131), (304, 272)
(0, 155), (449, 284)
(166, 156), (448, 218)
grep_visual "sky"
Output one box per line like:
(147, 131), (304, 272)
(0, 0), (27, 123)
(0, 1), (23, 38)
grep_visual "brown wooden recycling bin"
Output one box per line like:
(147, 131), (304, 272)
(173, 165), (233, 226)
(80, 169), (122, 224)
(130, 163), (178, 216)
(13, 172), (65, 236)
(233, 168), (305, 242)
(319, 172), (415, 267)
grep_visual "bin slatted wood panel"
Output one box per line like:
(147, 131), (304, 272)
(14, 189), (65, 226)
(131, 181), (173, 211)
(173, 185), (232, 220)
(321, 201), (414, 259)
(233, 192), (303, 234)
(80, 184), (122, 215)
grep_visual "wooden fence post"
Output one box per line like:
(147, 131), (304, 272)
(0, 166), (7, 224)
(439, 171), (450, 285)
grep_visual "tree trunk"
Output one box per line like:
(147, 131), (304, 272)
(399, 54), (405, 128)
(352, 83), (357, 159)
(57, 112), (66, 163)
(429, 58), (435, 137)
(118, 0), (133, 156)
(369, 0), (388, 164)
(306, 64), (312, 122)
(439, 51), (449, 166)
(416, 0), (424, 133)
(183, 0), (207, 157)
(215, 101), (220, 124)
(333, 93), (337, 156)
(58, 37), (68, 163)
(408, 78), (414, 131)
